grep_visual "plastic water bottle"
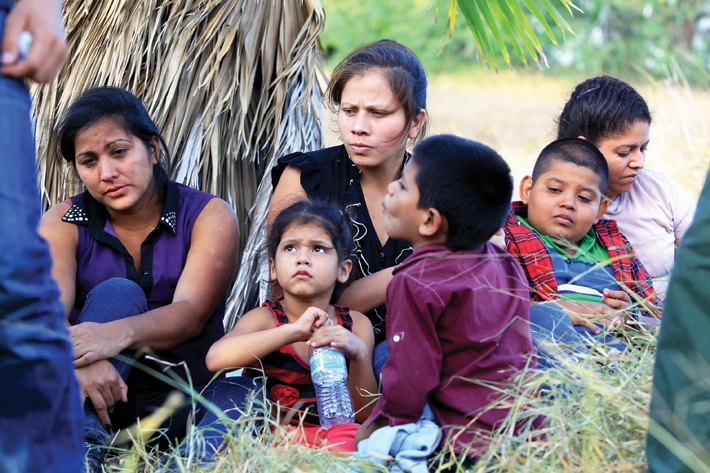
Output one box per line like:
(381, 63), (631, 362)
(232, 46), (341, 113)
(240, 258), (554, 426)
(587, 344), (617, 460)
(309, 346), (355, 429)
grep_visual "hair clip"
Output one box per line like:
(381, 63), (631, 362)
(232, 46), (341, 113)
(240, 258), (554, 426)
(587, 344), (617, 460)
(577, 85), (600, 99)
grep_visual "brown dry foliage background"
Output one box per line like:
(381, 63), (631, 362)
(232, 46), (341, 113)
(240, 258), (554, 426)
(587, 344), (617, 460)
(325, 72), (710, 200)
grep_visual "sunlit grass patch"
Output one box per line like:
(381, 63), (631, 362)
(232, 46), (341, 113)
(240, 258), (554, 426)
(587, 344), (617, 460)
(101, 329), (656, 472)
(471, 329), (656, 472)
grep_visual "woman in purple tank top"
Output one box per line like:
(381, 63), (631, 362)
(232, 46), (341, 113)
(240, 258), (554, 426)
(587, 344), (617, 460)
(38, 87), (251, 470)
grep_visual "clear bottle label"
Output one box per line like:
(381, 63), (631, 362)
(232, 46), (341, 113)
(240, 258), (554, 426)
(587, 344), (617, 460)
(310, 350), (347, 372)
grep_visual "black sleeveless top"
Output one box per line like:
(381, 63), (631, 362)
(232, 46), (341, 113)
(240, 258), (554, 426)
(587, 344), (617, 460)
(272, 145), (413, 345)
(247, 300), (353, 427)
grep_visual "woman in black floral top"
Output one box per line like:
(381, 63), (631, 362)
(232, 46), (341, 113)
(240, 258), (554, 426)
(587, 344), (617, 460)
(269, 40), (429, 374)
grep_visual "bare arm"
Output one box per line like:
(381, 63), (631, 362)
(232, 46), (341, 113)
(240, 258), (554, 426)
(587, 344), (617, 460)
(70, 198), (240, 367)
(206, 306), (328, 372)
(38, 201), (77, 317)
(337, 267), (394, 314)
(347, 311), (378, 422)
(268, 165), (307, 229)
(40, 202), (125, 427)
(0, 0), (66, 83)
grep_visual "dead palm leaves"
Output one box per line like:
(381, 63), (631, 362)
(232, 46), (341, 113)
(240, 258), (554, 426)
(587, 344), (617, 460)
(32, 0), (326, 326)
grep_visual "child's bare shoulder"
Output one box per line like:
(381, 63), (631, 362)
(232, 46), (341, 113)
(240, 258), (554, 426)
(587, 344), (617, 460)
(233, 306), (277, 333)
(348, 310), (372, 329)
(346, 309), (374, 344)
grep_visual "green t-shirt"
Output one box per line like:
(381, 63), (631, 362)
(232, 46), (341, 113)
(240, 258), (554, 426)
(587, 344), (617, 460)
(516, 216), (619, 303)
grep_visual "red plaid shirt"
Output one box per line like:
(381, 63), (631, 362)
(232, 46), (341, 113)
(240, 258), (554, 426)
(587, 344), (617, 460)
(503, 202), (661, 317)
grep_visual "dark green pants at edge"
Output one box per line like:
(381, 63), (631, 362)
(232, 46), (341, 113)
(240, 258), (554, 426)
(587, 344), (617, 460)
(647, 167), (710, 473)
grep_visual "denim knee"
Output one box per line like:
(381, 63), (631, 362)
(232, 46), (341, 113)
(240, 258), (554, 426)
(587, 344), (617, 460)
(373, 340), (389, 385)
(198, 376), (264, 430)
(77, 278), (149, 324)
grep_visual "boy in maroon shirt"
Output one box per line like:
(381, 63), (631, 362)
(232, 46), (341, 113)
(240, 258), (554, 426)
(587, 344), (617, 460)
(355, 134), (537, 461)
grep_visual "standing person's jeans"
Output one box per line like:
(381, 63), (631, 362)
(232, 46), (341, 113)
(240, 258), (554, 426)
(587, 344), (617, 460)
(0, 9), (84, 473)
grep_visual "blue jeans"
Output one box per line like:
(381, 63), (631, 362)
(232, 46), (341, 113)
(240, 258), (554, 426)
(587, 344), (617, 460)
(373, 340), (389, 386)
(0, 9), (84, 472)
(529, 303), (628, 370)
(78, 279), (261, 463)
(180, 375), (264, 463)
(76, 278), (149, 460)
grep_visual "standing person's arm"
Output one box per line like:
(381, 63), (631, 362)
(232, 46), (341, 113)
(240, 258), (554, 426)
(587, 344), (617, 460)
(1, 0), (66, 83)
(647, 169), (710, 471)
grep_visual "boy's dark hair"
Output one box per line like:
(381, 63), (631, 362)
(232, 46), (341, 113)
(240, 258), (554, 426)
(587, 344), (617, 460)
(557, 76), (651, 146)
(411, 134), (512, 250)
(532, 138), (609, 194)
(267, 199), (355, 300)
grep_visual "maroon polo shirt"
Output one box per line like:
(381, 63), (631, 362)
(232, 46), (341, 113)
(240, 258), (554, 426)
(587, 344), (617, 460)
(369, 242), (536, 454)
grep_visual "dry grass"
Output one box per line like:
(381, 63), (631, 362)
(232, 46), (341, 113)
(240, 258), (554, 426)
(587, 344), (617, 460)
(106, 329), (657, 473)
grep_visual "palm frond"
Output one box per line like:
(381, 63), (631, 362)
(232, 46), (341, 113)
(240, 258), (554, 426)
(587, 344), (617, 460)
(31, 0), (326, 328)
(447, 0), (580, 70)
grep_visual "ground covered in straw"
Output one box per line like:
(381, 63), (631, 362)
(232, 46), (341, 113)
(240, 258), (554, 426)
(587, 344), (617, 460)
(102, 327), (656, 473)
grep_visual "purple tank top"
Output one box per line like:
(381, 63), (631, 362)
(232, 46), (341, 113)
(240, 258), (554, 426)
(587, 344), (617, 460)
(63, 181), (225, 385)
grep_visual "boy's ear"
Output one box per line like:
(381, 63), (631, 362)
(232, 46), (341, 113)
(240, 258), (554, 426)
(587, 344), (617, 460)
(595, 197), (610, 220)
(419, 207), (447, 238)
(269, 258), (277, 282)
(337, 259), (353, 284)
(520, 175), (533, 205)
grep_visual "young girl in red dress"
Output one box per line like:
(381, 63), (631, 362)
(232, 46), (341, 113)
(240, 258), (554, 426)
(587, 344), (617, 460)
(206, 200), (378, 451)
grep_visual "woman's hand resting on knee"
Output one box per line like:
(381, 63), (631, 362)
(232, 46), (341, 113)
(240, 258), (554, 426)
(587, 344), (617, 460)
(71, 321), (131, 368)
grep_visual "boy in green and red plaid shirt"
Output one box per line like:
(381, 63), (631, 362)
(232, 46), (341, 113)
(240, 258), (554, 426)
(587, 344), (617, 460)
(504, 138), (660, 344)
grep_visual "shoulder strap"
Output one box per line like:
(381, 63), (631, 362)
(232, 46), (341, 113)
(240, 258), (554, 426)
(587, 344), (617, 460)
(333, 304), (353, 332)
(262, 299), (289, 325)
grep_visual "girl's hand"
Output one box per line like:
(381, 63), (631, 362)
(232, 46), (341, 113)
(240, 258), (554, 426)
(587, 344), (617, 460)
(308, 325), (367, 361)
(292, 307), (330, 342)
(1, 0), (67, 83)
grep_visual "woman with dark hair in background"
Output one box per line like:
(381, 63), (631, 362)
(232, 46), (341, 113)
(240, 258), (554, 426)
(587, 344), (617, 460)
(513, 76), (696, 300)
(269, 39), (428, 378)
(38, 86), (254, 471)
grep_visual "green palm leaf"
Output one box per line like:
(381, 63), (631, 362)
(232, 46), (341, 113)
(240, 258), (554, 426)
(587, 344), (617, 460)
(448, 0), (580, 68)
